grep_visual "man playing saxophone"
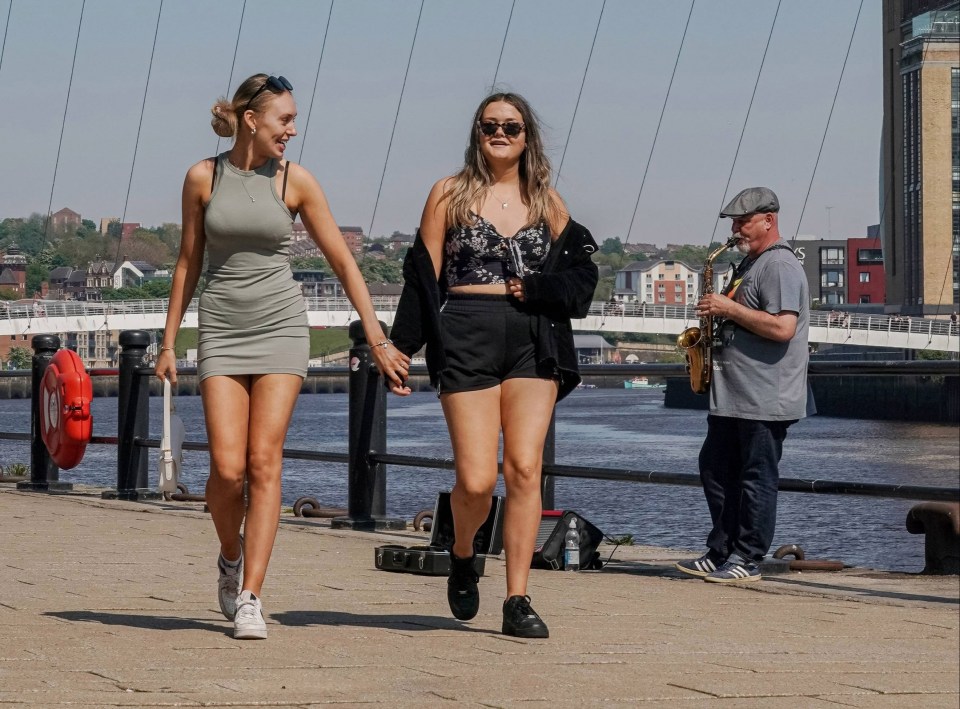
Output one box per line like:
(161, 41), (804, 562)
(676, 187), (814, 583)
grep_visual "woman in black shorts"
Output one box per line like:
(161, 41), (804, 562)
(392, 92), (598, 638)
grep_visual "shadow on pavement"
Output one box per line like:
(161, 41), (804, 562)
(271, 610), (489, 633)
(45, 611), (232, 635)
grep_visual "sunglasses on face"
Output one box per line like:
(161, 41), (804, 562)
(244, 75), (293, 112)
(477, 120), (525, 138)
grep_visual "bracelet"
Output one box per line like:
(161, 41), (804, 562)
(374, 339), (393, 349)
(159, 346), (176, 352)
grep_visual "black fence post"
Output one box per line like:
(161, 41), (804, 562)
(541, 412), (556, 510)
(18, 335), (72, 492)
(331, 320), (406, 531)
(103, 330), (160, 501)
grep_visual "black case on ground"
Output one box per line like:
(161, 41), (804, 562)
(374, 491), (504, 576)
(531, 509), (605, 570)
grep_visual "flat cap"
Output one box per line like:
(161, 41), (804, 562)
(719, 187), (780, 218)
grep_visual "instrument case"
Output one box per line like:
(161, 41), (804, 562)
(374, 491), (504, 576)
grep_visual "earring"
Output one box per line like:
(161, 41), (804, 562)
(251, 128), (256, 135)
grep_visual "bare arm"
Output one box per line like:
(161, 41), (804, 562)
(291, 163), (410, 392)
(418, 178), (451, 280)
(697, 294), (798, 342)
(155, 159), (212, 383)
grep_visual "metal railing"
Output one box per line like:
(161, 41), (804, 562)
(4, 297), (959, 340)
(2, 331), (957, 524)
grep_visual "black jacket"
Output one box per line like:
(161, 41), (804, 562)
(391, 218), (599, 400)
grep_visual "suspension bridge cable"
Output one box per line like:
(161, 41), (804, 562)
(491, 0), (516, 88)
(706, 0), (781, 248)
(112, 0), (164, 267)
(297, 0), (335, 164)
(555, 0), (606, 184)
(368, 0), (424, 238)
(0, 1), (13, 76)
(215, 0), (247, 156)
(38, 0), (86, 260)
(791, 0), (864, 245)
(624, 0), (695, 247)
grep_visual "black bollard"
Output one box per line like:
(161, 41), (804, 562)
(541, 412), (556, 510)
(103, 330), (160, 501)
(18, 335), (72, 492)
(331, 321), (406, 531)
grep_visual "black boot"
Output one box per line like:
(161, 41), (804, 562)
(446, 552), (479, 621)
(502, 595), (549, 638)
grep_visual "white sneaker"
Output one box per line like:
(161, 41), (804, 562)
(234, 590), (267, 640)
(217, 537), (243, 620)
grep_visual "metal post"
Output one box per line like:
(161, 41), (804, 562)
(18, 335), (72, 491)
(541, 412), (556, 510)
(332, 320), (405, 531)
(103, 330), (160, 501)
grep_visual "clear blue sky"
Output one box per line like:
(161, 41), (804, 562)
(0, 0), (882, 247)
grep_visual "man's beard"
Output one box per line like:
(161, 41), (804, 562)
(736, 239), (750, 255)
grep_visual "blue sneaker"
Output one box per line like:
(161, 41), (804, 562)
(704, 555), (761, 584)
(675, 552), (725, 578)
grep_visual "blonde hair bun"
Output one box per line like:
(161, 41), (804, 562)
(210, 99), (236, 138)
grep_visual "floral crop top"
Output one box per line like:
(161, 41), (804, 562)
(444, 215), (551, 287)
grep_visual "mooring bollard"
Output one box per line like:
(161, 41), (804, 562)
(18, 334), (72, 492)
(331, 320), (405, 531)
(103, 330), (160, 501)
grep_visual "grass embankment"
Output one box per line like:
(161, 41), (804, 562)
(173, 328), (352, 359)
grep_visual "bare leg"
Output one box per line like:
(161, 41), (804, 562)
(500, 378), (558, 599)
(440, 387), (501, 560)
(200, 375), (251, 563)
(241, 373), (302, 596)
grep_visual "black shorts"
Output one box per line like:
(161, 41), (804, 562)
(438, 294), (557, 395)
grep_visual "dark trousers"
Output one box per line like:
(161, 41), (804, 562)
(699, 415), (793, 563)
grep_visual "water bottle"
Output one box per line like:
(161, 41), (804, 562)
(563, 518), (580, 571)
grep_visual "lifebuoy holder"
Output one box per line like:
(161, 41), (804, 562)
(40, 349), (92, 469)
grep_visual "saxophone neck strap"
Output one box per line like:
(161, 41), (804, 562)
(728, 242), (795, 289)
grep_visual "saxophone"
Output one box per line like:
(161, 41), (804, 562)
(676, 236), (741, 394)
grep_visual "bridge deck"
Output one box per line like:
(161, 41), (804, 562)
(2, 298), (958, 351)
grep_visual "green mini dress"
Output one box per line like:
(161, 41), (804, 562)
(198, 154), (309, 381)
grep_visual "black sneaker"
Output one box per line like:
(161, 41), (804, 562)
(502, 595), (549, 639)
(446, 553), (479, 621)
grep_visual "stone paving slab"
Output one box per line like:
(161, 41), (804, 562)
(0, 487), (957, 708)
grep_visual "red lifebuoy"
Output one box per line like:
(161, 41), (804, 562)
(40, 349), (92, 469)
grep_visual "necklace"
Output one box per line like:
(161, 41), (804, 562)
(489, 186), (512, 210)
(226, 155), (257, 202)
(238, 176), (256, 203)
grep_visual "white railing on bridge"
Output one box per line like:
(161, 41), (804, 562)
(1, 297), (958, 352)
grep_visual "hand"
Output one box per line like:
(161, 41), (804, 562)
(369, 340), (412, 396)
(155, 349), (177, 385)
(696, 293), (731, 319)
(507, 277), (525, 302)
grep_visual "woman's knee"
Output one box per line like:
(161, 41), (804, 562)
(502, 458), (542, 491)
(453, 475), (496, 501)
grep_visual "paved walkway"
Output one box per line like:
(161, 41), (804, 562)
(0, 487), (957, 708)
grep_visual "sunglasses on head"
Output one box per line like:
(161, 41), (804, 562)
(244, 75), (293, 112)
(477, 120), (525, 138)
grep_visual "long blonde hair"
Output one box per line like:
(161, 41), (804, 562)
(444, 93), (556, 230)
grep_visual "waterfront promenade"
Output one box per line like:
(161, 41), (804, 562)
(1, 486), (957, 707)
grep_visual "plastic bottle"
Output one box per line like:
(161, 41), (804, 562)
(563, 518), (580, 571)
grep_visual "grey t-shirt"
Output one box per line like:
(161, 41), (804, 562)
(709, 241), (812, 421)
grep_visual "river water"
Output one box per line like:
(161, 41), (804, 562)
(1, 388), (957, 573)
